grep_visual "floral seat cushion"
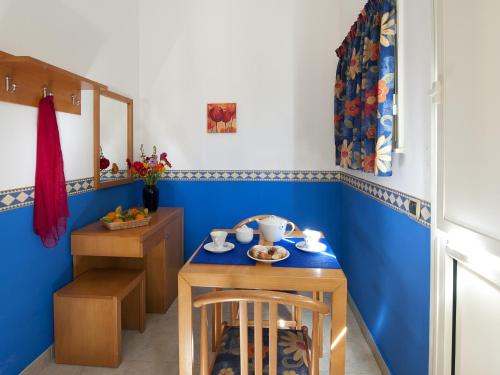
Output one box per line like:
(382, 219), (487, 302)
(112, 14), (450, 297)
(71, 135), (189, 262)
(212, 326), (310, 375)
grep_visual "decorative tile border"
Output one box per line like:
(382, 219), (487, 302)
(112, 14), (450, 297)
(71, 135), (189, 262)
(0, 170), (431, 227)
(100, 169), (129, 182)
(159, 170), (340, 182)
(0, 178), (94, 212)
(157, 169), (430, 227)
(338, 173), (431, 227)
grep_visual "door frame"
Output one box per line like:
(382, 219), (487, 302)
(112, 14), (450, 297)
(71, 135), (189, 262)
(430, 0), (500, 373)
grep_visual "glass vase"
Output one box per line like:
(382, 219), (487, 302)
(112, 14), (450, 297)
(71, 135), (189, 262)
(142, 184), (159, 212)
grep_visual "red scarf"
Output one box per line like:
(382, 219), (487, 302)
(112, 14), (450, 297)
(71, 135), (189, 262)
(34, 96), (69, 248)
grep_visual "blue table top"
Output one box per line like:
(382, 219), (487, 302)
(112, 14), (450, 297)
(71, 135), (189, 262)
(190, 233), (340, 270)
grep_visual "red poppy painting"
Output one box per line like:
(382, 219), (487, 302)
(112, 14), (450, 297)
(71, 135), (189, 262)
(207, 103), (237, 133)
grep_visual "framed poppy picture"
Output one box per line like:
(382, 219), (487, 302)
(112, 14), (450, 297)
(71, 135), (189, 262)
(207, 103), (237, 133)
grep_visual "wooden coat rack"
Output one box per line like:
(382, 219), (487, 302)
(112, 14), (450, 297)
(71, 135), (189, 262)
(0, 51), (106, 115)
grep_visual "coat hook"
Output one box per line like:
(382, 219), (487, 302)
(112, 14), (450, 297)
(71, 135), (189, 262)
(42, 86), (53, 98)
(71, 94), (80, 106)
(5, 76), (16, 93)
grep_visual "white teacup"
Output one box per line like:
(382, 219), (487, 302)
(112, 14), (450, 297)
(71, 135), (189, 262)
(303, 229), (321, 248)
(210, 231), (228, 249)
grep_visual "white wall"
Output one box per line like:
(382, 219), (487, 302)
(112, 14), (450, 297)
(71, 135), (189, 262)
(336, 0), (433, 201)
(0, 0), (139, 191)
(138, 0), (432, 200)
(1, 0), (432, 200)
(138, 0), (339, 170)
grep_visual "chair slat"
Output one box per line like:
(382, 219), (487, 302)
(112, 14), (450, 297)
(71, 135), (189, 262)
(215, 302), (222, 346)
(239, 301), (249, 375)
(311, 311), (320, 375)
(314, 291), (324, 358)
(231, 302), (238, 326)
(294, 306), (302, 327)
(269, 303), (278, 375)
(254, 302), (263, 375)
(211, 288), (222, 352)
(200, 305), (209, 375)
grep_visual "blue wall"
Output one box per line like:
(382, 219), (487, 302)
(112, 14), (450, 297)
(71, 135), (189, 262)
(1, 179), (430, 375)
(0, 184), (136, 375)
(149, 180), (341, 260)
(337, 184), (430, 375)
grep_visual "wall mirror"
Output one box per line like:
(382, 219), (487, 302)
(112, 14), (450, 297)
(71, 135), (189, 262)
(94, 89), (133, 189)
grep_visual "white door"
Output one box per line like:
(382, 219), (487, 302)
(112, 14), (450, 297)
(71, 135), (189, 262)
(432, 0), (500, 374)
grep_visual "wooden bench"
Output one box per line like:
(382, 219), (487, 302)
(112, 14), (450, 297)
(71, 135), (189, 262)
(54, 269), (145, 367)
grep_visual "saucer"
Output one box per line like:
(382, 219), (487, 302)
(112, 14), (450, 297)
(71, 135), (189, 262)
(295, 241), (326, 253)
(204, 242), (235, 253)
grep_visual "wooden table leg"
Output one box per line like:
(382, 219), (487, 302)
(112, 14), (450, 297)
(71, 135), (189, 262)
(178, 275), (193, 375)
(330, 282), (347, 374)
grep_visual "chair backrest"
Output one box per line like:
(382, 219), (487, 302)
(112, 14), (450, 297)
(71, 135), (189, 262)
(233, 214), (301, 231)
(193, 289), (329, 375)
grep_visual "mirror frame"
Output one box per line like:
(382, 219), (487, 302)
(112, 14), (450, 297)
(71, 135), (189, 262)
(93, 88), (133, 190)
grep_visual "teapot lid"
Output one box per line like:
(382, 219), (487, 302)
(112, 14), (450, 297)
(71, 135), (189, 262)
(259, 215), (285, 224)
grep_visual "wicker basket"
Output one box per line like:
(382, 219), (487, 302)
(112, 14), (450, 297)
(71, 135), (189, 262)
(101, 216), (152, 231)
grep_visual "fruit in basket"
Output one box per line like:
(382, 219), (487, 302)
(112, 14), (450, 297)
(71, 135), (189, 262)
(101, 206), (149, 224)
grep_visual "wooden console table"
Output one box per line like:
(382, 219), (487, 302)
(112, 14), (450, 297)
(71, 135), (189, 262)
(71, 207), (184, 313)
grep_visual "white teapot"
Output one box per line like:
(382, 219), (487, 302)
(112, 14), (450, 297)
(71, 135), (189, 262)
(257, 215), (295, 242)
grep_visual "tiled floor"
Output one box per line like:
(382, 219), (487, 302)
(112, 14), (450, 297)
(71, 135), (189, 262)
(34, 289), (382, 375)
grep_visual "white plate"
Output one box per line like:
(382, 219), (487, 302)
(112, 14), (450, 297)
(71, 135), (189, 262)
(204, 242), (235, 253)
(295, 241), (327, 253)
(247, 246), (290, 263)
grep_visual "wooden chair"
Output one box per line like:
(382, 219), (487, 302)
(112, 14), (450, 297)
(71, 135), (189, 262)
(230, 214), (301, 324)
(229, 216), (326, 356)
(194, 289), (329, 375)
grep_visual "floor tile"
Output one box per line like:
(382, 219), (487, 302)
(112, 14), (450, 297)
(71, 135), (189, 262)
(38, 363), (83, 375)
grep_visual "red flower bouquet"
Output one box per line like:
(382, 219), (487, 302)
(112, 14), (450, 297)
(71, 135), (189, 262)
(128, 145), (172, 186)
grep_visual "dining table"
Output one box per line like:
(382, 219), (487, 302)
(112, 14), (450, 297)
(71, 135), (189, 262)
(177, 228), (347, 375)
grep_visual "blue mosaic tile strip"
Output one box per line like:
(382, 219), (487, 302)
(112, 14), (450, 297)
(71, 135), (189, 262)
(157, 169), (430, 227)
(100, 169), (129, 182)
(338, 173), (431, 227)
(0, 170), (431, 227)
(159, 170), (340, 182)
(0, 177), (94, 212)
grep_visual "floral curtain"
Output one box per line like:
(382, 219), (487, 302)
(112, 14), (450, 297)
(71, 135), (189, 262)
(334, 0), (396, 176)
